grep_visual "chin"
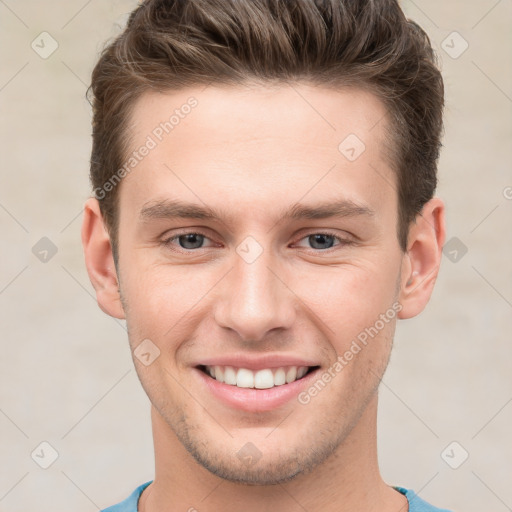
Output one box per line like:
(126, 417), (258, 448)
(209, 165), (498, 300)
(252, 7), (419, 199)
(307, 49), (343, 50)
(174, 418), (340, 486)
(187, 449), (309, 485)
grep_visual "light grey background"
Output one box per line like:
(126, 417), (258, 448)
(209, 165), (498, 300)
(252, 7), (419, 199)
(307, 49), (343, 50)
(1, 1), (511, 511)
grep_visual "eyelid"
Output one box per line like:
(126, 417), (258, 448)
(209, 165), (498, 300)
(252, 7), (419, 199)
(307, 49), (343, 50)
(291, 230), (355, 250)
(161, 229), (217, 250)
(161, 228), (355, 253)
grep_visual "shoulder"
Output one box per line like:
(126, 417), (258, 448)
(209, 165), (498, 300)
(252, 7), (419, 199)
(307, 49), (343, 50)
(394, 486), (453, 512)
(101, 481), (153, 512)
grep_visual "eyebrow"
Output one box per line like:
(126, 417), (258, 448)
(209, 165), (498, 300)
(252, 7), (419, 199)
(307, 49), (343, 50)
(139, 198), (375, 224)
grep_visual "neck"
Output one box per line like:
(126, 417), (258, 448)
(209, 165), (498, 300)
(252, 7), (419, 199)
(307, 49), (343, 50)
(139, 395), (407, 512)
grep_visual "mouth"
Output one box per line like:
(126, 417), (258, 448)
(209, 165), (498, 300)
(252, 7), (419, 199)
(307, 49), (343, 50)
(196, 364), (320, 389)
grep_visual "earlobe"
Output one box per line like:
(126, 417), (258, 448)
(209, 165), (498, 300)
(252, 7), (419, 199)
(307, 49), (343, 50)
(397, 197), (446, 319)
(81, 198), (125, 319)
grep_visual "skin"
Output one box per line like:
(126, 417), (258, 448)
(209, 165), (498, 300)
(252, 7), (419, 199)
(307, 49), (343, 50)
(82, 83), (445, 512)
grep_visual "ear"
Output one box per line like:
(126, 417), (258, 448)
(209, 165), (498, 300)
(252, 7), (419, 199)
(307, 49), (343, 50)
(81, 197), (125, 319)
(397, 197), (446, 319)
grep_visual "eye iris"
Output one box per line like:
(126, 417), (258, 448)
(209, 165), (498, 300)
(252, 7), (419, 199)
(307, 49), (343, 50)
(175, 234), (337, 250)
(179, 233), (204, 249)
(309, 234), (335, 250)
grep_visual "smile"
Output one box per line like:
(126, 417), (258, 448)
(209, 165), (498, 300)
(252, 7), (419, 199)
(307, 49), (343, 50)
(198, 364), (319, 389)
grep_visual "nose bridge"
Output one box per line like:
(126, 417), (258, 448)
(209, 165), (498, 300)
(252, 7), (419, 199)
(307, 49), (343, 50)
(214, 242), (295, 341)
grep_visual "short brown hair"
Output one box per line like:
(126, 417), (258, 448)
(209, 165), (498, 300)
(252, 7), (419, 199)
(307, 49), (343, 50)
(87, 0), (444, 260)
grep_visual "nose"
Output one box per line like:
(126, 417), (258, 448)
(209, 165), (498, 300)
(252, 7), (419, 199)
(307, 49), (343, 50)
(213, 246), (296, 343)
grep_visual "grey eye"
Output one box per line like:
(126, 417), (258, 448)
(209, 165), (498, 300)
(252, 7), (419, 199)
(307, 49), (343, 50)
(178, 233), (205, 249)
(308, 234), (336, 250)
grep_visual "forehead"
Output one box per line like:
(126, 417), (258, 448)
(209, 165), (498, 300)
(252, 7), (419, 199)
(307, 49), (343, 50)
(120, 83), (396, 225)
(127, 82), (390, 151)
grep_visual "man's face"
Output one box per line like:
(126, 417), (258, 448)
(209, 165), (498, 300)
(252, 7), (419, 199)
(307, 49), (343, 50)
(115, 83), (405, 484)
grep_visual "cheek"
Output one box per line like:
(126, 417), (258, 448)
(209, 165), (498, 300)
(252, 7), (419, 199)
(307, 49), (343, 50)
(119, 239), (401, 346)
(291, 262), (400, 338)
(119, 257), (215, 341)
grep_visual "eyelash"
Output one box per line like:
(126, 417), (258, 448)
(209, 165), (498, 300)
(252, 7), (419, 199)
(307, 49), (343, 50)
(161, 230), (355, 254)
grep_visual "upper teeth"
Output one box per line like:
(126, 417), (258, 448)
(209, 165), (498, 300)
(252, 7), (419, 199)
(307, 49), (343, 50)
(205, 365), (310, 389)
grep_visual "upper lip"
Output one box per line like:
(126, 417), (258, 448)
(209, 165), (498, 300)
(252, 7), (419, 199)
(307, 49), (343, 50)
(194, 354), (320, 371)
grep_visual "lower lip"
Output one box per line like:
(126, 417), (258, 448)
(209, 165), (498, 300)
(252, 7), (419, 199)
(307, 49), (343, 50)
(193, 367), (320, 413)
